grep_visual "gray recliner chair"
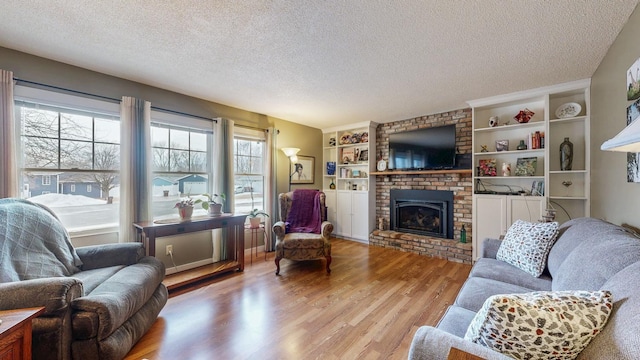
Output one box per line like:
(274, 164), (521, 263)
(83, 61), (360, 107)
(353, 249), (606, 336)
(0, 198), (167, 360)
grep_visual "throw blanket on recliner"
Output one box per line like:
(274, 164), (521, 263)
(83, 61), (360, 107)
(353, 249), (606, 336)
(286, 189), (322, 234)
(0, 198), (83, 282)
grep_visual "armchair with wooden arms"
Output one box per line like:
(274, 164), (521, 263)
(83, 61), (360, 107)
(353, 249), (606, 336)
(272, 190), (333, 275)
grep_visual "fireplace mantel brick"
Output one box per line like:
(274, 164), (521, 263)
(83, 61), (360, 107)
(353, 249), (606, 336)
(370, 108), (474, 264)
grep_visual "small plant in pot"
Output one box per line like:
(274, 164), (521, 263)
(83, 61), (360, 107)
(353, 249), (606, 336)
(174, 197), (195, 220)
(248, 208), (269, 228)
(199, 193), (226, 216)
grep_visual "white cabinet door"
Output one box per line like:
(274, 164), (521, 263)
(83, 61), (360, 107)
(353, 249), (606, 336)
(335, 190), (352, 237)
(350, 191), (370, 240)
(508, 196), (545, 224)
(473, 195), (507, 260)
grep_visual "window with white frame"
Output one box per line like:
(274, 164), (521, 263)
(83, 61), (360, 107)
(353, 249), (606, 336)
(15, 86), (120, 233)
(150, 111), (215, 220)
(233, 128), (266, 215)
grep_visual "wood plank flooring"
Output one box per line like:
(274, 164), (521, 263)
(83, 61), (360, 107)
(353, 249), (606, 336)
(124, 238), (472, 360)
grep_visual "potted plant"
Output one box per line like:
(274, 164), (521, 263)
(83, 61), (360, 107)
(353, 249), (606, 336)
(174, 197), (195, 220)
(199, 193), (225, 216)
(248, 208), (269, 228)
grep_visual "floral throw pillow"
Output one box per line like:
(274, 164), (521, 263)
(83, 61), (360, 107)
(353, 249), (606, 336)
(496, 220), (559, 277)
(464, 290), (613, 360)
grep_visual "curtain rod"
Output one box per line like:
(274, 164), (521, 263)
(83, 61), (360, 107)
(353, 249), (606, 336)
(234, 123), (271, 132)
(14, 78), (217, 123)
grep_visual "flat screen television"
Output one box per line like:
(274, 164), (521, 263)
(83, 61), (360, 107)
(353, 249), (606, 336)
(388, 124), (456, 170)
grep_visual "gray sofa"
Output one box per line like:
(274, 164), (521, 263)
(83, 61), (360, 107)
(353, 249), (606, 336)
(0, 199), (168, 360)
(409, 217), (640, 359)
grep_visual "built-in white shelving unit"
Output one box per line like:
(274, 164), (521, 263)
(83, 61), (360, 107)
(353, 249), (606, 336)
(468, 79), (591, 260)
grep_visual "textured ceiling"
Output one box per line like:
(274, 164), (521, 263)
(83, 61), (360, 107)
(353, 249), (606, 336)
(0, 1), (638, 129)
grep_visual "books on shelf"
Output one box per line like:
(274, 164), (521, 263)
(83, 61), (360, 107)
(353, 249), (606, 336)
(527, 131), (545, 150)
(531, 180), (545, 196)
(341, 148), (355, 163)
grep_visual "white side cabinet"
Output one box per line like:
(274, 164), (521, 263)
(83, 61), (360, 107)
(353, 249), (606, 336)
(473, 195), (545, 260)
(335, 190), (371, 241)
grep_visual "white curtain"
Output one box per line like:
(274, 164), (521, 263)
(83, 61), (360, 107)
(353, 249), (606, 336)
(265, 127), (277, 251)
(212, 118), (235, 260)
(119, 97), (152, 242)
(0, 70), (18, 198)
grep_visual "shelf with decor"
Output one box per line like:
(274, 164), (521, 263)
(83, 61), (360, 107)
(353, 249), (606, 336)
(468, 79), (591, 260)
(322, 121), (377, 243)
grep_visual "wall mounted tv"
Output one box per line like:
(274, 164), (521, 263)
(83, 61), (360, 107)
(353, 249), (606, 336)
(388, 124), (457, 170)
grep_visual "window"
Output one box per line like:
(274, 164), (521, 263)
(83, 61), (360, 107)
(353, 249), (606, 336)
(150, 111), (214, 220)
(86, 184), (92, 193)
(233, 128), (266, 214)
(15, 86), (120, 233)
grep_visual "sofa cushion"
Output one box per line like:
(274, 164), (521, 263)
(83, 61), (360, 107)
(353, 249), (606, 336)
(469, 258), (552, 291)
(455, 277), (534, 312)
(552, 228), (640, 291)
(547, 218), (624, 278)
(496, 220), (559, 277)
(464, 290), (613, 360)
(578, 261), (640, 359)
(71, 257), (165, 340)
(436, 305), (478, 338)
(71, 265), (125, 295)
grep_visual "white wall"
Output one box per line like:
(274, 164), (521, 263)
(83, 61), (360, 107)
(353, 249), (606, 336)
(591, 4), (640, 226)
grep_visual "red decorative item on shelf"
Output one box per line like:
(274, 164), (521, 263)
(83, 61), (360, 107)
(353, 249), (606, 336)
(514, 108), (535, 123)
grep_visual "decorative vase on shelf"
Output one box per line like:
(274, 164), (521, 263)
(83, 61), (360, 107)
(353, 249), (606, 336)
(329, 180), (336, 189)
(560, 137), (573, 171)
(517, 140), (527, 150)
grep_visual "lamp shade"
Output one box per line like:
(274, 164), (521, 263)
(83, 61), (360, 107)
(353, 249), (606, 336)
(601, 117), (640, 152)
(281, 147), (300, 159)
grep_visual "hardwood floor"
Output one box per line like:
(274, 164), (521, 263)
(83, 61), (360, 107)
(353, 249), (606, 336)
(124, 238), (472, 360)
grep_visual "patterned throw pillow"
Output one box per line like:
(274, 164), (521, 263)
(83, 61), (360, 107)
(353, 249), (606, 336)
(464, 290), (613, 360)
(496, 220), (559, 277)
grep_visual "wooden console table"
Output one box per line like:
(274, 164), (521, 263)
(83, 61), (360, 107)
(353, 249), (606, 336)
(0, 307), (45, 360)
(133, 214), (248, 289)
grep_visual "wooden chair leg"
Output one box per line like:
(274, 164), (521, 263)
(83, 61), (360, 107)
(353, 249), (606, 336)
(325, 255), (332, 274)
(275, 257), (281, 275)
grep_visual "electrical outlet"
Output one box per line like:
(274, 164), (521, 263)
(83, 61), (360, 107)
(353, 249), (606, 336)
(166, 245), (173, 256)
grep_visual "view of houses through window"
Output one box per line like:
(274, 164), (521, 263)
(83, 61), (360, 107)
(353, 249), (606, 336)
(16, 98), (121, 232)
(233, 131), (266, 215)
(14, 89), (269, 234)
(150, 122), (212, 220)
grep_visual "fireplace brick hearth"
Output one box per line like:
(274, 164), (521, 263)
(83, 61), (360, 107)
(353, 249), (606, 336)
(369, 108), (474, 264)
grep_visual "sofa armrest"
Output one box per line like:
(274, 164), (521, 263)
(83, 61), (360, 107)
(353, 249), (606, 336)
(273, 221), (286, 240)
(76, 243), (145, 270)
(480, 238), (503, 259)
(321, 221), (334, 239)
(408, 326), (512, 360)
(0, 277), (83, 316)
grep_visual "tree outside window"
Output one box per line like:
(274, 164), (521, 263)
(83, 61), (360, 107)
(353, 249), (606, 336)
(16, 101), (120, 232)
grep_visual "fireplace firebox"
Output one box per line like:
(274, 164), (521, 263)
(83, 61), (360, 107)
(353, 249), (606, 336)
(390, 189), (454, 239)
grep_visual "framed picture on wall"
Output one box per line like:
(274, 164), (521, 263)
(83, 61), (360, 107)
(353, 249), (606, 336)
(627, 57), (640, 101)
(291, 155), (315, 184)
(626, 99), (640, 182)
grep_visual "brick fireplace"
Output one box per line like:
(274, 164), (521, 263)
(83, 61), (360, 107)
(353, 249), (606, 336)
(369, 109), (474, 264)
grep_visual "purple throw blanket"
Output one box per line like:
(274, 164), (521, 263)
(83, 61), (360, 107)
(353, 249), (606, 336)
(286, 189), (322, 234)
